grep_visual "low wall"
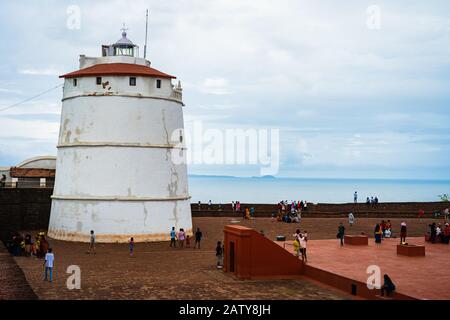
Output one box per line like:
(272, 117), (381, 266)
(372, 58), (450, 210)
(192, 202), (449, 217)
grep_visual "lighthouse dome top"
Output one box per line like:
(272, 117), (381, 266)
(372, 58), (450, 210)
(101, 27), (139, 58)
(114, 30), (134, 46)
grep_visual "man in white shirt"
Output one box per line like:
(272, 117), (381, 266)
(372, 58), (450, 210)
(44, 248), (54, 282)
(299, 234), (308, 263)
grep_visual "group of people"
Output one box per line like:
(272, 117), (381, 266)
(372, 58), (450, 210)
(275, 200), (307, 223)
(169, 227), (203, 249)
(6, 231), (49, 258)
(6, 231), (54, 282)
(373, 220), (394, 243)
(428, 222), (450, 244)
(353, 191), (379, 206)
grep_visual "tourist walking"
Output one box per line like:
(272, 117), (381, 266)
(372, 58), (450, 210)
(88, 230), (95, 254)
(170, 227), (177, 247)
(194, 227), (202, 249)
(337, 222), (345, 246)
(216, 241), (223, 268)
(400, 222), (407, 244)
(129, 237), (134, 256)
(348, 212), (355, 227)
(178, 228), (186, 248)
(43, 248), (54, 282)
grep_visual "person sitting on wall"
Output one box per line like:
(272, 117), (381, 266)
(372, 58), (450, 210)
(380, 274), (396, 297)
(291, 214), (300, 223)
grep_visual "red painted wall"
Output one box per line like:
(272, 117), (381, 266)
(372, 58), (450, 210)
(223, 225), (303, 279)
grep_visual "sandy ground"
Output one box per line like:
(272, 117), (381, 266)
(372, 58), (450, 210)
(10, 216), (443, 300)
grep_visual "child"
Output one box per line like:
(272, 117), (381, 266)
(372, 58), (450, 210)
(129, 237), (134, 256)
(178, 228), (185, 248)
(185, 235), (191, 248)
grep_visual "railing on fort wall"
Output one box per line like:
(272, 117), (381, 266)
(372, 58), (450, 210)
(0, 180), (55, 189)
(170, 89), (182, 102)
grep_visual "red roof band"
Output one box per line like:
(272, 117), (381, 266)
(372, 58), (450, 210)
(60, 63), (176, 79)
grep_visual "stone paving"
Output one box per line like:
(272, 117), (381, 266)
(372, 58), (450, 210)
(9, 216), (443, 300)
(0, 245), (37, 300)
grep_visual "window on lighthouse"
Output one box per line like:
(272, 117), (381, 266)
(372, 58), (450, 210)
(129, 77), (136, 86)
(96, 77), (102, 85)
(156, 79), (162, 89)
(73, 79), (77, 87)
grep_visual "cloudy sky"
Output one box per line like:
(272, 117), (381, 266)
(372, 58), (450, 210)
(1, 0), (449, 179)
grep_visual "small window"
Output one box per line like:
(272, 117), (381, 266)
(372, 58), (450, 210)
(96, 77), (102, 85)
(73, 78), (77, 86)
(129, 77), (136, 86)
(156, 79), (162, 89)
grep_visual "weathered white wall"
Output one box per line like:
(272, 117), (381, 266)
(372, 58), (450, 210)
(48, 71), (192, 243)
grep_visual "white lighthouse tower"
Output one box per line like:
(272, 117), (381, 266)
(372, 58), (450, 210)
(48, 29), (192, 242)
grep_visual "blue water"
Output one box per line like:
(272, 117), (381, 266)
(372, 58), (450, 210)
(188, 175), (450, 204)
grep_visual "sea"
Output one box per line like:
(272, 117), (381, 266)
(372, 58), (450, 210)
(188, 175), (450, 204)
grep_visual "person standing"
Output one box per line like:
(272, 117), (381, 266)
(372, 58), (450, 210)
(299, 233), (308, 263)
(429, 223), (437, 243)
(216, 241), (223, 268)
(348, 212), (355, 227)
(231, 201), (235, 212)
(198, 201), (201, 211)
(194, 227), (202, 249)
(24, 233), (32, 257)
(43, 248), (54, 282)
(178, 228), (186, 248)
(88, 230), (96, 254)
(170, 227), (177, 248)
(354, 191), (358, 203)
(337, 222), (345, 246)
(129, 237), (135, 256)
(208, 200), (212, 210)
(400, 222), (407, 244)
(444, 207), (449, 223)
(374, 224), (382, 244)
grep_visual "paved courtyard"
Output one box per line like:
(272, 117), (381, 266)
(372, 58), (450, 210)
(10, 216), (443, 299)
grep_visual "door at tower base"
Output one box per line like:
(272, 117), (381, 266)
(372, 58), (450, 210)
(48, 199), (192, 242)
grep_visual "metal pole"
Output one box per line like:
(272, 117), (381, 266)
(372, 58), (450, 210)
(144, 9), (149, 59)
